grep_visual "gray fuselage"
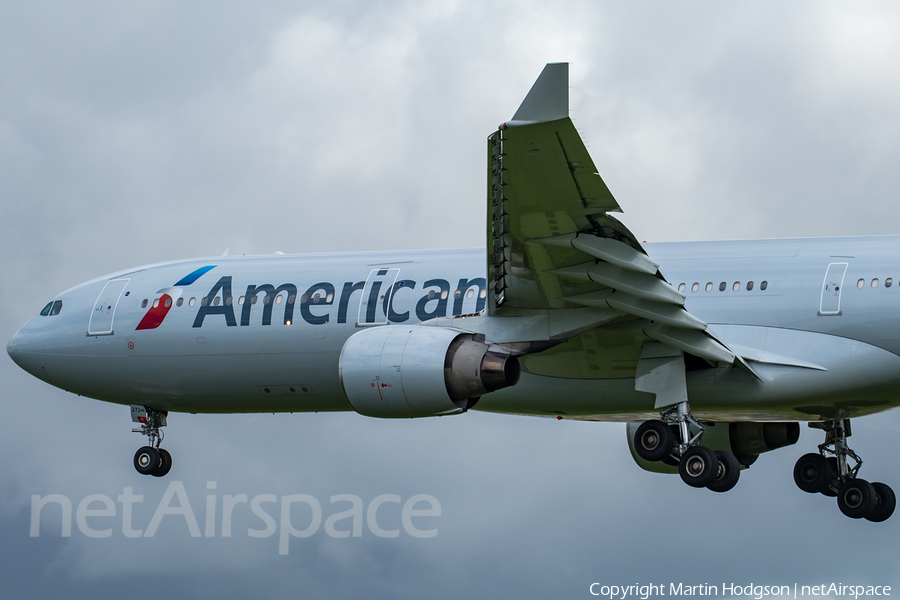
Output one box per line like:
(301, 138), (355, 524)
(8, 236), (900, 422)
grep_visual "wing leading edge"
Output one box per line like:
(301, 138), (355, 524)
(487, 63), (741, 369)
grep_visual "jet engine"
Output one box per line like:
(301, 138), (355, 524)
(626, 421), (800, 474)
(339, 325), (520, 418)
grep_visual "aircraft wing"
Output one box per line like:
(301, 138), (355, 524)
(487, 63), (737, 367)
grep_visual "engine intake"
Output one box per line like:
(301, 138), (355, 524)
(340, 325), (519, 418)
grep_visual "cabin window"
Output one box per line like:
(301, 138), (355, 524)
(886, 278), (893, 288)
(263, 295), (271, 305)
(746, 281), (754, 291)
(454, 290), (462, 300)
(225, 297), (232, 306)
(691, 282), (699, 293)
(857, 279), (865, 289)
(871, 278), (879, 288)
(705, 282), (713, 292)
(213, 297), (221, 306)
(238, 296), (244, 305)
(276, 294), (284, 304)
(479, 289), (486, 298)
(428, 290), (435, 300)
(189, 297), (196, 307)
(164, 297), (172, 308)
(153, 298), (159, 309)
(40, 302), (53, 316)
(466, 289), (475, 299)
(300, 294), (308, 303)
(732, 282), (740, 291)
(677, 283), (686, 292)
(176, 298), (184, 307)
(760, 281), (768, 291)
(441, 290), (449, 300)
(201, 297), (208, 307)
(719, 282), (726, 292)
(312, 293), (320, 304)
(288, 294), (297, 304)
(251, 295), (258, 305)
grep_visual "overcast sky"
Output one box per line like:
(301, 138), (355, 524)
(3, 1), (900, 598)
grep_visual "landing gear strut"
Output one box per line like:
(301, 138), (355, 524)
(131, 404), (172, 477)
(793, 419), (894, 522)
(635, 401), (740, 493)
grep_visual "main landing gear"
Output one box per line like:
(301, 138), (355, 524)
(793, 419), (895, 522)
(131, 404), (172, 477)
(634, 401), (741, 493)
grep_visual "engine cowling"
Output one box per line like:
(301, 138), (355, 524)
(339, 325), (520, 418)
(626, 421), (800, 474)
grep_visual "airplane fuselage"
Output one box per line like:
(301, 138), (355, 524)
(9, 236), (900, 422)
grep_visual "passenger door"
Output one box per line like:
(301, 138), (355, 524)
(818, 263), (848, 316)
(88, 279), (131, 335)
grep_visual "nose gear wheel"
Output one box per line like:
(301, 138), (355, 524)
(130, 405), (173, 477)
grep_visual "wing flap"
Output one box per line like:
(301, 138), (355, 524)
(486, 63), (748, 380)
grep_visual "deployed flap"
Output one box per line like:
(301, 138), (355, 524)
(487, 63), (739, 371)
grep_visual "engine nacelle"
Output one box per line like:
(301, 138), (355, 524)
(339, 325), (520, 418)
(626, 421), (800, 474)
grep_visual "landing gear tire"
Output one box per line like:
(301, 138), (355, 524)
(131, 405), (172, 477)
(134, 446), (160, 475)
(865, 482), (896, 523)
(707, 451), (741, 493)
(679, 446), (719, 488)
(837, 478), (878, 519)
(634, 420), (675, 462)
(793, 453), (833, 494)
(151, 448), (172, 477)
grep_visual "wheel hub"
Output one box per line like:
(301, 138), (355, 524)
(686, 456), (705, 476)
(843, 487), (863, 509)
(641, 432), (659, 450)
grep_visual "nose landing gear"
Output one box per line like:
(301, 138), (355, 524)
(793, 419), (895, 522)
(131, 405), (172, 477)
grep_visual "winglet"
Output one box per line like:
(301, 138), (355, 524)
(506, 63), (568, 127)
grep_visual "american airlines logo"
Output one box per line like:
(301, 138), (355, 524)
(135, 265), (489, 331)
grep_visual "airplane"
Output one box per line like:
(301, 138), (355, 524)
(7, 63), (899, 523)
